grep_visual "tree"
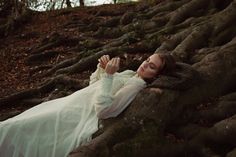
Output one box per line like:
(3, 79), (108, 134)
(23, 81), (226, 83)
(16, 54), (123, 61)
(0, 0), (32, 37)
(1, 0), (236, 156)
(61, 0), (72, 9)
(66, 0), (72, 8)
(79, 0), (84, 6)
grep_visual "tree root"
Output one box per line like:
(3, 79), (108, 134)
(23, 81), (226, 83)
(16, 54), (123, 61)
(26, 50), (59, 64)
(0, 75), (84, 108)
(167, 0), (209, 26)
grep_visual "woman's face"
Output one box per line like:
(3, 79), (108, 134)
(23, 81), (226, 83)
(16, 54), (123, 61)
(137, 54), (163, 79)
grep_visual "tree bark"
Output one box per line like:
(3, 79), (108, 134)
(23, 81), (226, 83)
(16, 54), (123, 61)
(66, 0), (72, 8)
(79, 0), (84, 7)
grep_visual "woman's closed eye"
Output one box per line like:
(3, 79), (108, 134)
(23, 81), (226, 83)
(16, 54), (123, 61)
(146, 58), (156, 70)
(149, 64), (156, 69)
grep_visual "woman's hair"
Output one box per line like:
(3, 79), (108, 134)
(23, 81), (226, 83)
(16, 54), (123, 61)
(144, 51), (176, 84)
(157, 52), (176, 75)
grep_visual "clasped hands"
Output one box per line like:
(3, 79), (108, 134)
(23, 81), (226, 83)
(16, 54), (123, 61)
(98, 55), (120, 75)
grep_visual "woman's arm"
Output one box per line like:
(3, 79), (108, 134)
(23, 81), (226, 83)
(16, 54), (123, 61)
(89, 63), (105, 85)
(89, 55), (110, 85)
(94, 74), (145, 119)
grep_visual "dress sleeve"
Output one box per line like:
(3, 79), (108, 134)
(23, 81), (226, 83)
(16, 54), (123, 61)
(94, 74), (145, 119)
(89, 63), (105, 85)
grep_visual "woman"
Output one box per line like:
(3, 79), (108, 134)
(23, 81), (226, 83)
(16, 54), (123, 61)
(0, 52), (175, 157)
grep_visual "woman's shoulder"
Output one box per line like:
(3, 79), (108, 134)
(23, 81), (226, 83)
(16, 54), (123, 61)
(113, 70), (136, 84)
(117, 70), (147, 87)
(118, 70), (136, 76)
(126, 76), (146, 87)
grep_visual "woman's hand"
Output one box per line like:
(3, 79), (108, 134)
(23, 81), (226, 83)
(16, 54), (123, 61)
(98, 55), (110, 69)
(105, 57), (120, 75)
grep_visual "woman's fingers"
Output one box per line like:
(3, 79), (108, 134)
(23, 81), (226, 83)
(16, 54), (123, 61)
(114, 57), (120, 70)
(105, 57), (120, 75)
(105, 55), (110, 62)
(102, 55), (110, 63)
(109, 58), (117, 66)
(99, 55), (110, 69)
(101, 55), (109, 62)
(110, 58), (120, 69)
(116, 57), (120, 67)
(111, 58), (115, 65)
(101, 57), (105, 63)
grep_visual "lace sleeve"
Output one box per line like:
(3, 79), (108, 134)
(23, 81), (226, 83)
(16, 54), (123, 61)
(94, 74), (145, 119)
(89, 63), (105, 85)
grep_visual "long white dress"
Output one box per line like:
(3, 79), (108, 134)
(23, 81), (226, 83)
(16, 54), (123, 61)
(0, 64), (146, 157)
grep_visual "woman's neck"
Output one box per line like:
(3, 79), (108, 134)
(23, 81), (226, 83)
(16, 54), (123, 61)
(134, 72), (142, 79)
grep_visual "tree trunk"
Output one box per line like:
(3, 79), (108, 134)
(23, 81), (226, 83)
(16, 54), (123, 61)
(79, 0), (84, 7)
(0, 0), (32, 37)
(66, 0), (72, 8)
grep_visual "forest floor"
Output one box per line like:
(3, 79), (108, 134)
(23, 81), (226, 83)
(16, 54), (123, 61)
(0, 3), (139, 117)
(0, 3), (135, 98)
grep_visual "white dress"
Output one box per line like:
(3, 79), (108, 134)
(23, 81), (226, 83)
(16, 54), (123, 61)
(0, 64), (146, 157)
